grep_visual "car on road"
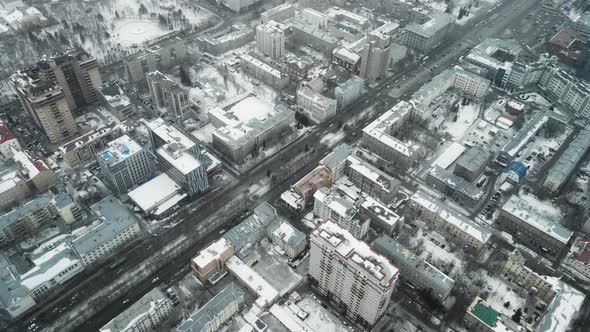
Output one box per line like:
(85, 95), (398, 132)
(123, 299), (131, 304)
(152, 277), (160, 283)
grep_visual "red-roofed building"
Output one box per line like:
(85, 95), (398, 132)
(547, 27), (586, 66)
(565, 236), (590, 279)
(291, 165), (333, 207)
(0, 120), (21, 160)
(12, 148), (58, 192)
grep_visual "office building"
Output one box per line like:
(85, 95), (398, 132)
(309, 221), (399, 327)
(292, 20), (339, 55)
(197, 24), (254, 55)
(453, 146), (490, 182)
(335, 75), (365, 110)
(124, 37), (187, 84)
(261, 3), (296, 23)
(71, 196), (141, 265)
(146, 71), (191, 121)
(544, 126), (590, 193)
(410, 191), (491, 251)
(360, 31), (391, 81)
(361, 101), (422, 170)
(460, 38), (522, 84)
(20, 243), (83, 300)
(0, 192), (56, 247)
(319, 143), (353, 181)
(425, 166), (484, 207)
(146, 118), (209, 195)
(192, 238), (235, 284)
(300, 8), (328, 28)
(373, 235), (454, 302)
(498, 196), (573, 259)
(296, 85), (337, 123)
(332, 47), (361, 72)
(210, 98), (293, 162)
(346, 155), (400, 205)
(101, 288), (174, 332)
(401, 9), (454, 52)
(97, 135), (152, 193)
(128, 173), (187, 218)
(256, 20), (286, 59)
(314, 187), (369, 239)
(177, 282), (245, 332)
(538, 65), (590, 120)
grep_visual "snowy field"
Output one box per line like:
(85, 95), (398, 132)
(444, 103), (480, 140)
(113, 19), (167, 47)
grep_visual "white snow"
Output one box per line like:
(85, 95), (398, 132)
(444, 104), (479, 140)
(537, 280), (586, 332)
(113, 19), (167, 47)
(226, 256), (279, 308)
(128, 173), (182, 212)
(320, 130), (346, 147)
(432, 142), (466, 169)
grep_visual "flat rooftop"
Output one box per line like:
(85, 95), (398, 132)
(99, 135), (143, 167)
(128, 173), (182, 213)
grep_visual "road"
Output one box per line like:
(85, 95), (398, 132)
(8, 0), (546, 331)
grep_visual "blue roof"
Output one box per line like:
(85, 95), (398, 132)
(0, 192), (54, 229)
(504, 160), (527, 180)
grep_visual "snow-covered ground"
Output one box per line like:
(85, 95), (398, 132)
(478, 269), (527, 318)
(113, 19), (167, 47)
(408, 227), (465, 279)
(320, 129), (346, 147)
(444, 103), (480, 140)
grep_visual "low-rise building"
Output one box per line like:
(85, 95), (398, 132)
(197, 24), (254, 55)
(373, 235), (454, 302)
(51, 193), (83, 224)
(464, 297), (520, 332)
(240, 53), (290, 89)
(101, 288), (174, 332)
(226, 256), (279, 309)
(319, 143), (353, 181)
(97, 135), (153, 194)
(177, 282), (244, 332)
(453, 146), (490, 182)
(360, 196), (402, 236)
(266, 219), (307, 258)
(401, 9), (455, 52)
(0, 254), (36, 320)
(261, 2), (296, 23)
(0, 192), (56, 247)
(0, 120), (20, 160)
(98, 83), (135, 121)
(361, 101), (422, 170)
(296, 85), (337, 123)
(223, 202), (277, 261)
(291, 165), (333, 207)
(20, 243), (83, 299)
(71, 196), (141, 265)
(12, 148), (58, 192)
(543, 126), (590, 193)
(346, 155), (400, 204)
(410, 191), (491, 251)
(128, 173), (187, 218)
(498, 196), (573, 259)
(192, 238), (235, 284)
(218, 0), (262, 13)
(292, 19), (339, 55)
(547, 27), (586, 66)
(332, 47), (361, 72)
(0, 169), (31, 212)
(425, 166), (485, 207)
(501, 249), (557, 305)
(496, 111), (553, 166)
(313, 187), (369, 239)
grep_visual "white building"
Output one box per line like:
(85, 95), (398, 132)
(360, 31), (391, 82)
(313, 187), (370, 239)
(265, 219), (307, 258)
(239, 53), (290, 89)
(226, 256), (279, 309)
(410, 191), (492, 251)
(146, 118), (209, 195)
(0, 120), (20, 160)
(309, 221), (399, 326)
(261, 3), (296, 23)
(191, 237), (235, 284)
(71, 196), (141, 266)
(543, 126), (590, 193)
(297, 85), (337, 124)
(97, 135), (152, 193)
(256, 20), (286, 59)
(20, 243), (84, 299)
(100, 288), (174, 332)
(319, 143), (354, 181)
(401, 9), (455, 52)
(128, 173), (187, 217)
(300, 8), (328, 28)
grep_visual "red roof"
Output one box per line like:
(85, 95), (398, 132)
(576, 238), (590, 265)
(0, 121), (16, 144)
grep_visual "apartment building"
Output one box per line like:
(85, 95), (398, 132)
(360, 31), (391, 82)
(71, 196), (141, 265)
(501, 249), (557, 305)
(543, 126), (590, 193)
(265, 219), (307, 258)
(291, 165), (333, 207)
(192, 238), (235, 284)
(410, 191), (491, 252)
(309, 221), (399, 327)
(538, 65), (590, 119)
(498, 196), (573, 259)
(346, 155), (400, 205)
(0, 192), (56, 247)
(313, 187), (370, 239)
(197, 24), (254, 55)
(319, 143), (354, 181)
(146, 71), (191, 121)
(146, 118), (209, 195)
(296, 85), (337, 124)
(124, 37), (187, 85)
(239, 53), (290, 89)
(256, 20), (286, 59)
(97, 135), (152, 194)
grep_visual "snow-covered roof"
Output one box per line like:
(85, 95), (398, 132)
(544, 125), (590, 189)
(404, 9), (454, 38)
(427, 166), (485, 200)
(432, 142), (466, 169)
(226, 256), (278, 308)
(128, 173), (182, 213)
(333, 47), (360, 64)
(98, 135), (143, 167)
(361, 196), (401, 227)
(536, 280), (585, 332)
(312, 220), (399, 286)
(0, 192), (53, 230)
(20, 243), (80, 291)
(500, 196), (573, 244)
(192, 238), (234, 269)
(240, 54), (284, 79)
(362, 101), (421, 157)
(411, 191), (491, 244)
(0, 120), (16, 145)
(267, 219), (306, 249)
(280, 190), (304, 210)
(100, 288), (172, 332)
(0, 254), (35, 317)
(59, 121), (127, 154)
(12, 148), (49, 179)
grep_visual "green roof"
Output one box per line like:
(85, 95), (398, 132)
(471, 302), (499, 327)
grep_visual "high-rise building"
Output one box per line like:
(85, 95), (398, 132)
(145, 118), (209, 195)
(360, 31), (391, 82)
(309, 220), (399, 327)
(256, 20), (286, 59)
(97, 135), (152, 193)
(12, 49), (102, 143)
(146, 71), (191, 121)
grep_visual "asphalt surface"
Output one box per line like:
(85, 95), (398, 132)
(7, 0), (553, 331)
